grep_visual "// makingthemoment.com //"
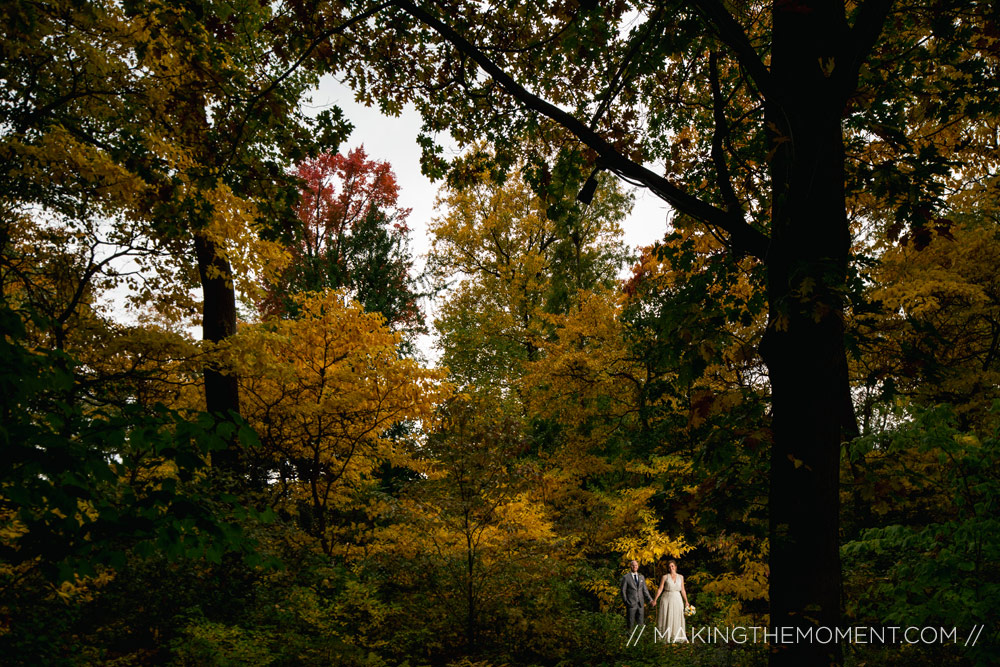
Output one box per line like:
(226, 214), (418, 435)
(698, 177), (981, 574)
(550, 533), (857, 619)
(625, 624), (987, 647)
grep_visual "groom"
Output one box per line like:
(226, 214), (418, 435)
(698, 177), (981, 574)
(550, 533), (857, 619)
(620, 559), (653, 630)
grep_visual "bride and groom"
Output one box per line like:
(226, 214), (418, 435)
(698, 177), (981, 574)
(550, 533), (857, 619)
(620, 558), (690, 643)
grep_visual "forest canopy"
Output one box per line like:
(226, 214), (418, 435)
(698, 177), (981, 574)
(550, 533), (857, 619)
(1, 1), (998, 666)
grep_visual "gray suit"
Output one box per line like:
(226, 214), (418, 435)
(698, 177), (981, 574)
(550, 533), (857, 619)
(620, 571), (654, 629)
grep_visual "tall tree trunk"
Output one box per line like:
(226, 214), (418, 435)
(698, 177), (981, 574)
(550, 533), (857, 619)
(466, 532), (477, 652)
(761, 2), (853, 664)
(194, 231), (241, 472)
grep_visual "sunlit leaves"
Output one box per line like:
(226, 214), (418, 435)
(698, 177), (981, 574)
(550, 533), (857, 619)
(232, 289), (449, 554)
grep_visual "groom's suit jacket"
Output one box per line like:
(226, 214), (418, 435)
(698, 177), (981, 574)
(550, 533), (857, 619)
(620, 571), (653, 609)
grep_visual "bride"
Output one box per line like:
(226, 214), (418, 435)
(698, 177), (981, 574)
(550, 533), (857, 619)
(652, 559), (690, 643)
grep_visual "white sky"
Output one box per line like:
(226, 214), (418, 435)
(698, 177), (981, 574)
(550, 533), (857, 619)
(309, 76), (676, 363)
(97, 75), (676, 366)
(310, 76), (673, 266)
(105, 76), (676, 358)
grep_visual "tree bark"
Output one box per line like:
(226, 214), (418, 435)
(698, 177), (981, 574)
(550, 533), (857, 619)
(760, 2), (853, 664)
(194, 231), (241, 472)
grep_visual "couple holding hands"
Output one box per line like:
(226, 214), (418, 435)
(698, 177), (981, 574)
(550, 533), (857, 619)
(620, 558), (691, 643)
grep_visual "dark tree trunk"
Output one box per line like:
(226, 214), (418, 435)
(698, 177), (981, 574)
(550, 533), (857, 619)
(466, 533), (477, 652)
(194, 231), (241, 472)
(760, 2), (853, 665)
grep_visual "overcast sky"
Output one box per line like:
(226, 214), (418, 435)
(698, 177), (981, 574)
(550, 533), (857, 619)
(307, 76), (676, 362)
(304, 76), (680, 362)
(310, 76), (674, 263)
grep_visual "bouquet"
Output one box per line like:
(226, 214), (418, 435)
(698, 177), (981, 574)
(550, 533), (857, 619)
(684, 604), (696, 617)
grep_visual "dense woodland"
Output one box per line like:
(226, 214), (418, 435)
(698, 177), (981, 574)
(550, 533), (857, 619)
(2, 1), (999, 665)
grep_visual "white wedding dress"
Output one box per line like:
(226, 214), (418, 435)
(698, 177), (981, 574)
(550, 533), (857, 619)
(656, 575), (687, 643)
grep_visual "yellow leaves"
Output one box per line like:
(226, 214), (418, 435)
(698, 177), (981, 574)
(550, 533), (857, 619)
(368, 488), (559, 592)
(523, 288), (640, 445)
(605, 487), (691, 565)
(875, 227), (992, 319)
(51, 569), (116, 604)
(627, 229), (763, 340)
(861, 220), (1000, 420)
(493, 492), (557, 543)
(624, 455), (692, 477)
(430, 158), (628, 389)
(429, 170), (553, 330)
(4, 0), (305, 331)
(430, 168), (547, 280)
(8, 126), (150, 216)
(955, 433), (980, 447)
(818, 56), (836, 78)
(80, 322), (203, 409)
(198, 181), (290, 294)
(613, 531), (690, 568)
(233, 289), (451, 548)
(0, 510), (28, 544)
(582, 577), (621, 610)
(1, 498), (115, 605)
(699, 532), (768, 612)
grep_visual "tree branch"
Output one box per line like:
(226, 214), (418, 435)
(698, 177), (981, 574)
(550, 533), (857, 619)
(391, 0), (770, 260)
(709, 51), (742, 217)
(689, 0), (777, 103)
(589, 6), (663, 130)
(223, 1), (394, 169)
(840, 0), (894, 93)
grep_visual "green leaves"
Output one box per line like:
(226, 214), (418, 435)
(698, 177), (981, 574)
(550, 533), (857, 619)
(0, 304), (261, 585)
(842, 405), (1000, 662)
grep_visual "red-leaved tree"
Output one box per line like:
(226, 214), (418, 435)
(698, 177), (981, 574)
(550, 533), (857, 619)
(262, 147), (422, 332)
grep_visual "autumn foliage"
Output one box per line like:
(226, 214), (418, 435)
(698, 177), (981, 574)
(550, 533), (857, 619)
(2, 2), (999, 666)
(261, 147), (422, 331)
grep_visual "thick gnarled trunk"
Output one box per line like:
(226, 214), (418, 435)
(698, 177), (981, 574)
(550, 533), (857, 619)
(761, 2), (853, 665)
